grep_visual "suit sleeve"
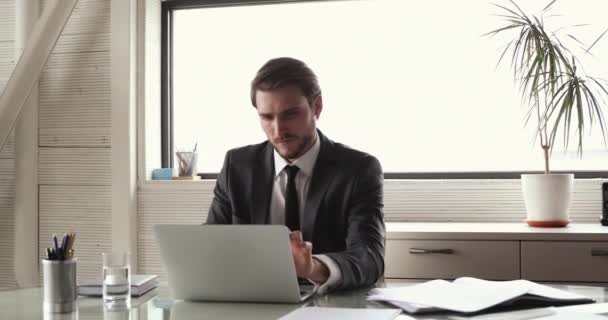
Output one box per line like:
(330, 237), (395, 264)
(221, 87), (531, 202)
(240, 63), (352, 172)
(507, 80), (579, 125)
(206, 150), (233, 224)
(324, 155), (385, 290)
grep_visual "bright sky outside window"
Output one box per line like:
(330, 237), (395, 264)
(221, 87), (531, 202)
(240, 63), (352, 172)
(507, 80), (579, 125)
(171, 0), (608, 173)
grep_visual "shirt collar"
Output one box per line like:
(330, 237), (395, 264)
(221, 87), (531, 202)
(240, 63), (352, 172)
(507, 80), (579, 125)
(273, 132), (321, 178)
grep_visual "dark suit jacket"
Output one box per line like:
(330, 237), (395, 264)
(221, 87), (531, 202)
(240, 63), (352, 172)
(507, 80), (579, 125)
(206, 130), (385, 291)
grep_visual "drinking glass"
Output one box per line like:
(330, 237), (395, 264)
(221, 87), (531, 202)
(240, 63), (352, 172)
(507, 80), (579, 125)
(175, 151), (198, 176)
(102, 252), (131, 309)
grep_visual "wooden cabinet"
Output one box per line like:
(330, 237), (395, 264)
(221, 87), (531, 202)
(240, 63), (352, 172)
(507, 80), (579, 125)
(385, 223), (608, 283)
(385, 240), (519, 280)
(521, 241), (608, 282)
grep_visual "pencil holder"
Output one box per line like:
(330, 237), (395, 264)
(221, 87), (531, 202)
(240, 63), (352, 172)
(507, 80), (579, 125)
(176, 151), (198, 177)
(43, 259), (78, 313)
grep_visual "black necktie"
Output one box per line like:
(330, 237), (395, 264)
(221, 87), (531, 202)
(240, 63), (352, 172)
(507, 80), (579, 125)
(284, 165), (300, 231)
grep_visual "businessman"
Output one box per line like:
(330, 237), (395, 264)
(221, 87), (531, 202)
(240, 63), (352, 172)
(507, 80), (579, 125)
(206, 57), (385, 293)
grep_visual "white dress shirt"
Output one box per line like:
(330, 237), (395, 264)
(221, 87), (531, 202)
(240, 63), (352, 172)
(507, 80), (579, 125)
(270, 133), (342, 295)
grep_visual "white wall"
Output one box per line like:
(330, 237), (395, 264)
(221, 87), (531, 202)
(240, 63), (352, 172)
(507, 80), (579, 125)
(0, 0), (17, 289)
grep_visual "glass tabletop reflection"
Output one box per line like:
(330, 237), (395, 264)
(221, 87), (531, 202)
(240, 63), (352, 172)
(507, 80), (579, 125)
(1, 280), (608, 320)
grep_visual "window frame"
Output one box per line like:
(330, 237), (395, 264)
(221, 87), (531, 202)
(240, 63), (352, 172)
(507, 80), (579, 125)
(160, 0), (608, 179)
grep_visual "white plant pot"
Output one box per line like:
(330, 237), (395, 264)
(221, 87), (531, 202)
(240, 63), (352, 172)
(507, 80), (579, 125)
(521, 174), (574, 227)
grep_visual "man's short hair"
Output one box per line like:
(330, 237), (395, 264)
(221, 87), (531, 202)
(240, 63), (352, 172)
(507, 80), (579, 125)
(250, 57), (321, 108)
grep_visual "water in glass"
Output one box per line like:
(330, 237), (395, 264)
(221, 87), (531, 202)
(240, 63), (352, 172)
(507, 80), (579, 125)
(103, 265), (131, 307)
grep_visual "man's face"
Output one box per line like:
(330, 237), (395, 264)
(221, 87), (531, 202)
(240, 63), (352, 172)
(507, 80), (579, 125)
(256, 85), (322, 161)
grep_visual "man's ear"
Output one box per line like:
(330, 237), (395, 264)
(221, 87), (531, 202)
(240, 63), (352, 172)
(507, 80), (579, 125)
(313, 95), (323, 119)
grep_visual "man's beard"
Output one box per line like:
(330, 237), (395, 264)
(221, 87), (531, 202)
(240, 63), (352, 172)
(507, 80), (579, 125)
(276, 132), (314, 160)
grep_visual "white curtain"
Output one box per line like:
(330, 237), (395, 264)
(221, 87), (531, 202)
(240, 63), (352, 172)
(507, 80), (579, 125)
(0, 0), (77, 289)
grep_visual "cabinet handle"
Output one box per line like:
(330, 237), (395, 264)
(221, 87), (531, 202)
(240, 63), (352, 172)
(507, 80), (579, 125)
(591, 249), (608, 256)
(409, 248), (454, 255)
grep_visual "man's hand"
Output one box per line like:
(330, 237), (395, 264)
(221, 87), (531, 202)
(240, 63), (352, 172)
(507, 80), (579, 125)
(289, 231), (329, 283)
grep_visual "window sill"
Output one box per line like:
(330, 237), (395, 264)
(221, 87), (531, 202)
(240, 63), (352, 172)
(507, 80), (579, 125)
(386, 222), (608, 241)
(139, 178), (212, 191)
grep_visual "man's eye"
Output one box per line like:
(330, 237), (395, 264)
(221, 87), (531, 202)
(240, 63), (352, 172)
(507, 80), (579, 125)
(284, 111), (299, 119)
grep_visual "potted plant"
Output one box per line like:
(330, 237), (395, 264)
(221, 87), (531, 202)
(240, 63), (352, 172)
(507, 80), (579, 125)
(486, 0), (608, 227)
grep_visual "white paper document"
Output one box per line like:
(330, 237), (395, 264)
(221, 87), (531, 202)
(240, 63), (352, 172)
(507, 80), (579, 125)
(538, 309), (608, 319)
(367, 277), (594, 314)
(447, 307), (557, 320)
(278, 307), (402, 320)
(559, 302), (608, 314)
(448, 307), (608, 320)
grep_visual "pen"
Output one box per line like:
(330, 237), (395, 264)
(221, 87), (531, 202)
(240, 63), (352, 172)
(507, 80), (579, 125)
(53, 234), (59, 255)
(48, 232), (76, 260)
(63, 234), (69, 251)
(62, 234), (69, 260)
(176, 152), (188, 172)
(67, 232), (76, 259)
(60, 234), (67, 251)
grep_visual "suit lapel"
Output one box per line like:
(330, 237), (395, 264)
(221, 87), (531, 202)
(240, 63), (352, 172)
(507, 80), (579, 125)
(302, 131), (337, 242)
(251, 143), (274, 224)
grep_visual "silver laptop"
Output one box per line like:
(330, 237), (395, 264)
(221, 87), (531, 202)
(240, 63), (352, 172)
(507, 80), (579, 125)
(154, 224), (315, 303)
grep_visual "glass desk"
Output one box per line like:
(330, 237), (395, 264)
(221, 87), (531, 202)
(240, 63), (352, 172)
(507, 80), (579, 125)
(1, 280), (608, 319)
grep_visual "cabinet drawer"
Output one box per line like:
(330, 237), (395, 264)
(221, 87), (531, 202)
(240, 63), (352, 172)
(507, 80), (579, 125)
(385, 240), (519, 280)
(521, 241), (608, 282)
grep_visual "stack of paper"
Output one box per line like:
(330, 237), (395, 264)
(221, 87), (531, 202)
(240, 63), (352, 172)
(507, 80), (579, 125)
(278, 307), (403, 320)
(367, 277), (594, 315)
(78, 274), (159, 297)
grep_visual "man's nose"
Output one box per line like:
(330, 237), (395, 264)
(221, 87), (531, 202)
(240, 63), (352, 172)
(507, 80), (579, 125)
(272, 119), (288, 135)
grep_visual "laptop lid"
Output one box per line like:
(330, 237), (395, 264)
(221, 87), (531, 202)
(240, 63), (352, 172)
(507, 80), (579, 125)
(154, 224), (306, 303)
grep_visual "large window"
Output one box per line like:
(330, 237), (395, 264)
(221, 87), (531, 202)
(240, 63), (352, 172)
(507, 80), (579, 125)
(163, 0), (608, 176)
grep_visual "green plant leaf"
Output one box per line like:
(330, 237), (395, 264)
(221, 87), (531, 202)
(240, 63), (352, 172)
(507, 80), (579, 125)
(586, 27), (608, 53)
(549, 84), (574, 150)
(495, 40), (515, 69)
(524, 98), (543, 135)
(580, 82), (596, 127)
(542, 0), (558, 13)
(489, 0), (608, 159)
(590, 77), (608, 98)
(482, 24), (522, 37)
(582, 83), (608, 149)
(564, 85), (575, 151)
(575, 80), (585, 153)
(508, 0), (530, 22)
(491, 2), (524, 21)
(522, 55), (540, 100)
(512, 28), (530, 76)
(546, 79), (572, 118)
(518, 29), (535, 80)
(552, 42), (574, 74)
(491, 14), (527, 23)
(566, 34), (586, 47)
(583, 83), (608, 146)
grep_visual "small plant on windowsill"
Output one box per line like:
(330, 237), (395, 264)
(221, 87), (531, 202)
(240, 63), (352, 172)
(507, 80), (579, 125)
(485, 0), (608, 227)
